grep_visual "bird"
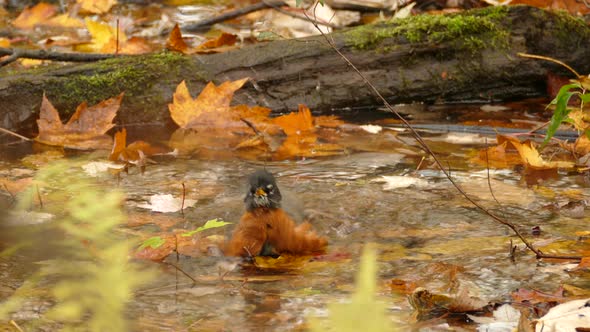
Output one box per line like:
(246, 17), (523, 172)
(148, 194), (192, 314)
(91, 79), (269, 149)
(225, 169), (328, 258)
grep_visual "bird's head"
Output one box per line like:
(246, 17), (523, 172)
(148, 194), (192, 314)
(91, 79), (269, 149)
(244, 169), (282, 211)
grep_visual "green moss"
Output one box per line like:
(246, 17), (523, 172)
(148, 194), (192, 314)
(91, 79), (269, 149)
(345, 6), (509, 53)
(40, 51), (200, 116)
(551, 10), (590, 48)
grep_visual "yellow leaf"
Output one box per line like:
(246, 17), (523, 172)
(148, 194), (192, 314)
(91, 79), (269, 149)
(13, 2), (57, 29)
(505, 137), (574, 169)
(77, 0), (117, 14)
(45, 13), (85, 28)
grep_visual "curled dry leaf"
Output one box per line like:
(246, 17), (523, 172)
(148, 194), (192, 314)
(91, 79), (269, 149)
(166, 24), (188, 53)
(195, 33), (238, 53)
(35, 93), (123, 150)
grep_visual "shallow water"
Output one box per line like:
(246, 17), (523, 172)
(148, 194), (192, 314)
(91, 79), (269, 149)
(1, 104), (590, 331)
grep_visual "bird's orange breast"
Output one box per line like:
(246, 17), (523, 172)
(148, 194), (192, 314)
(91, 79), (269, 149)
(225, 208), (327, 257)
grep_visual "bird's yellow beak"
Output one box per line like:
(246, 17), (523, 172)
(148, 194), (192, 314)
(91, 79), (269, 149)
(255, 188), (266, 196)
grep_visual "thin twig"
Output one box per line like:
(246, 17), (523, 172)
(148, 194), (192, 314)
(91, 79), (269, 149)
(2, 183), (16, 202)
(518, 52), (582, 79)
(182, 0), (287, 33)
(305, 6), (581, 261)
(10, 320), (24, 332)
(0, 127), (30, 141)
(484, 138), (502, 208)
(181, 183), (186, 218)
(36, 184), (43, 208)
(0, 47), (116, 67)
(165, 262), (198, 284)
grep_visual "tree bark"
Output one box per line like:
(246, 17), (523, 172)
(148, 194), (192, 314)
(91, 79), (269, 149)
(1, 5), (589, 132)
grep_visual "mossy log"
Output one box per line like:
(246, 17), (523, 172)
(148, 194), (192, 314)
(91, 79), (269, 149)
(1, 5), (590, 132)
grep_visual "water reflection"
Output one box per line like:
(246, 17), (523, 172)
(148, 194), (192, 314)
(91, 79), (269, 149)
(1, 122), (589, 330)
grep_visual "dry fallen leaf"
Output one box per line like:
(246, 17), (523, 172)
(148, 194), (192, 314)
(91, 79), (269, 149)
(13, 2), (57, 29)
(273, 104), (344, 159)
(44, 13), (85, 28)
(169, 78), (249, 128)
(166, 24), (188, 53)
(110, 128), (172, 163)
(80, 18), (151, 54)
(35, 93), (123, 150)
(195, 33), (238, 53)
(504, 136), (574, 170)
(77, 0), (117, 14)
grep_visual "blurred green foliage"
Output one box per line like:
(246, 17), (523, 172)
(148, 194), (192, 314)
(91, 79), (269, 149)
(308, 244), (396, 332)
(0, 161), (153, 331)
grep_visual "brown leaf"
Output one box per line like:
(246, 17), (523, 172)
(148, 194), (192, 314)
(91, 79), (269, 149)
(13, 2), (57, 29)
(471, 141), (522, 168)
(110, 128), (171, 163)
(166, 24), (188, 53)
(35, 93), (123, 150)
(195, 33), (238, 53)
(511, 287), (566, 304)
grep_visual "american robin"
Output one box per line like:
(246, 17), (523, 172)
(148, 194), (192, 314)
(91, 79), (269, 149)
(225, 169), (328, 257)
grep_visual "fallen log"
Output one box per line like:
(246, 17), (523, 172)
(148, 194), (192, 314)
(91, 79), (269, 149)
(1, 5), (589, 132)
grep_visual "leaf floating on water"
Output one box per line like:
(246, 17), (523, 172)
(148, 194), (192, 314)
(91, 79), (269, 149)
(81, 161), (125, 177)
(371, 175), (428, 190)
(359, 124), (382, 134)
(467, 304), (520, 331)
(136, 194), (197, 213)
(535, 298), (590, 332)
(181, 218), (232, 237)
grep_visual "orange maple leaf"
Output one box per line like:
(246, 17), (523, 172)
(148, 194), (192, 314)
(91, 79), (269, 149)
(168, 78), (249, 128)
(35, 93), (123, 150)
(272, 104), (344, 159)
(13, 2), (57, 30)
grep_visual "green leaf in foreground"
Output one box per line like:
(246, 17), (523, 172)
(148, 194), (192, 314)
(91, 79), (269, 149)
(309, 243), (395, 332)
(139, 236), (166, 250)
(181, 218), (232, 237)
(543, 83), (582, 147)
